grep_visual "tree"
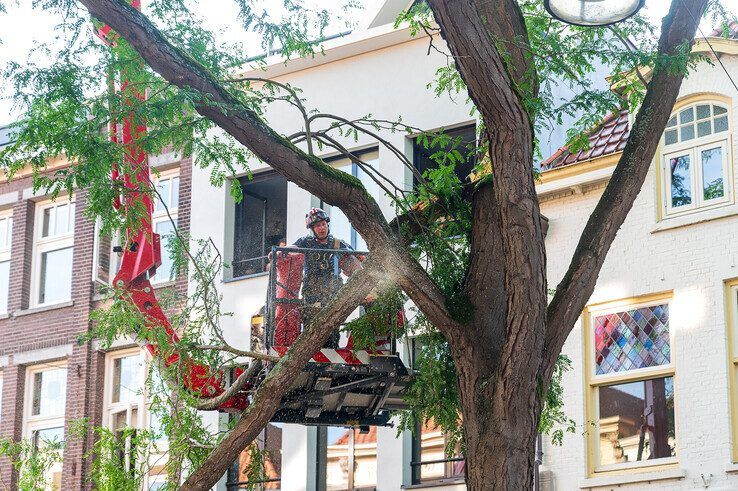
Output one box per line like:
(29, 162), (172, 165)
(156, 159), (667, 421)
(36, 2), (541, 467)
(0, 0), (726, 489)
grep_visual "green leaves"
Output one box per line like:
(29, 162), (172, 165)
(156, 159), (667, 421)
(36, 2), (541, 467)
(538, 355), (576, 446)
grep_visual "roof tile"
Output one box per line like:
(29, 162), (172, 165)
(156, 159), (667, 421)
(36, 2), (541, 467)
(540, 109), (629, 171)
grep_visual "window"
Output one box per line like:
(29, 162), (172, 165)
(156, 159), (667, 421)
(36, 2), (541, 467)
(24, 364), (67, 490)
(32, 199), (74, 306)
(317, 426), (376, 491)
(0, 211), (12, 313)
(92, 219), (122, 286)
(320, 149), (380, 251)
(411, 419), (465, 484)
(726, 280), (738, 462)
(151, 172), (179, 284)
(584, 296), (676, 474)
(103, 348), (167, 487)
(233, 172), (287, 277)
(661, 102), (732, 217)
(227, 422), (282, 490)
(412, 124), (477, 189)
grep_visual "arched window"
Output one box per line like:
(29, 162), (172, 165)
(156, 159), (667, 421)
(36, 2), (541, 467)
(661, 101), (732, 217)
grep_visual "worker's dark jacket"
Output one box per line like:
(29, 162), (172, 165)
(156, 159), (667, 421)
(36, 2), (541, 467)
(292, 235), (352, 306)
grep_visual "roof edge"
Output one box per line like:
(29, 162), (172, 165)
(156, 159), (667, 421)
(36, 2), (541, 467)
(239, 22), (419, 79)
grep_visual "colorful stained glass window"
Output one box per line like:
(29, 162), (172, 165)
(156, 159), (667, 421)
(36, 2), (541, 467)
(594, 304), (670, 375)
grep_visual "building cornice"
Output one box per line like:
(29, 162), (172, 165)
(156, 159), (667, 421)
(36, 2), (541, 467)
(239, 23), (423, 79)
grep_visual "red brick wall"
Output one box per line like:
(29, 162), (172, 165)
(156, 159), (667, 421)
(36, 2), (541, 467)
(0, 155), (192, 490)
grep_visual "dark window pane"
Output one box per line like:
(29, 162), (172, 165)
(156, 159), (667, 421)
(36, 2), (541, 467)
(413, 124), (477, 188)
(598, 377), (675, 466)
(233, 173), (287, 278)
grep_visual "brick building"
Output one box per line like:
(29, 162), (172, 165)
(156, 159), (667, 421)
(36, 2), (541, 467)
(0, 137), (192, 489)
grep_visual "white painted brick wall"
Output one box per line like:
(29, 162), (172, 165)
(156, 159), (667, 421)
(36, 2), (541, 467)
(541, 54), (738, 490)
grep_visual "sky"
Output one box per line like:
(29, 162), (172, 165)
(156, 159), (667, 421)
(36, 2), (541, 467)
(0, 0), (729, 126)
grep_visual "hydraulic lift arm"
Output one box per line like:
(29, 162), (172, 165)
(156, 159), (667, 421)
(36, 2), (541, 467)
(98, 5), (249, 411)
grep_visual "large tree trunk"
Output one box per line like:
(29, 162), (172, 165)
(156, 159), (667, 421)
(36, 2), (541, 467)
(452, 330), (541, 490)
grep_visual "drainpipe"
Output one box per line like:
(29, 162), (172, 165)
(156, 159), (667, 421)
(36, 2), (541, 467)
(534, 433), (543, 491)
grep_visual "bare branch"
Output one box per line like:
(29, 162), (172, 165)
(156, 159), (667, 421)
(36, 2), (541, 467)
(195, 345), (280, 363)
(228, 76), (315, 155)
(192, 360), (263, 411)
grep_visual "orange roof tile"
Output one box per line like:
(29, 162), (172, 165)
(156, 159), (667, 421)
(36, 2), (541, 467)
(710, 20), (738, 39)
(540, 109), (629, 171)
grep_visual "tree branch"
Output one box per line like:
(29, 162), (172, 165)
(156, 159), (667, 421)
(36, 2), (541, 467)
(78, 0), (462, 343)
(545, 0), (709, 373)
(181, 261), (381, 490)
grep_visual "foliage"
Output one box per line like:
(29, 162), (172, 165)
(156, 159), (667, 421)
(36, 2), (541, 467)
(538, 355), (576, 446)
(68, 419), (154, 491)
(0, 434), (64, 490)
(344, 287), (406, 349)
(396, 323), (464, 456)
(0, 0), (733, 486)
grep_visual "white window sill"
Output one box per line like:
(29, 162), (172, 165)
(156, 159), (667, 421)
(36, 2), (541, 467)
(725, 462), (738, 473)
(652, 202), (738, 233)
(0, 313), (8, 320)
(403, 478), (465, 489)
(579, 468), (686, 488)
(15, 301), (74, 317)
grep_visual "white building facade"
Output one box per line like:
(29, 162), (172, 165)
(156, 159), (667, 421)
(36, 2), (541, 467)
(187, 4), (738, 490)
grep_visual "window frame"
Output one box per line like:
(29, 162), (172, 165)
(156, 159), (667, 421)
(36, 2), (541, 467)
(410, 419), (465, 485)
(103, 347), (168, 488)
(226, 421), (282, 490)
(660, 100), (733, 219)
(725, 280), (738, 463)
(319, 147), (380, 251)
(150, 170), (179, 285)
(23, 362), (67, 489)
(31, 198), (75, 307)
(583, 292), (678, 476)
(0, 209), (13, 314)
(91, 218), (123, 286)
(231, 170), (288, 279)
(317, 425), (377, 491)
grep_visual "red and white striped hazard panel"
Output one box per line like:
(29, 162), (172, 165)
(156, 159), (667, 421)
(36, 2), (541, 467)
(269, 346), (391, 365)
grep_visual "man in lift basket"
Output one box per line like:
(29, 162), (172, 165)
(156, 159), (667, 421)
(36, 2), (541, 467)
(291, 207), (365, 348)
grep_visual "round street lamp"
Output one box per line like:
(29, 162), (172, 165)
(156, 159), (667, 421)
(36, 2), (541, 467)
(544, 0), (646, 27)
